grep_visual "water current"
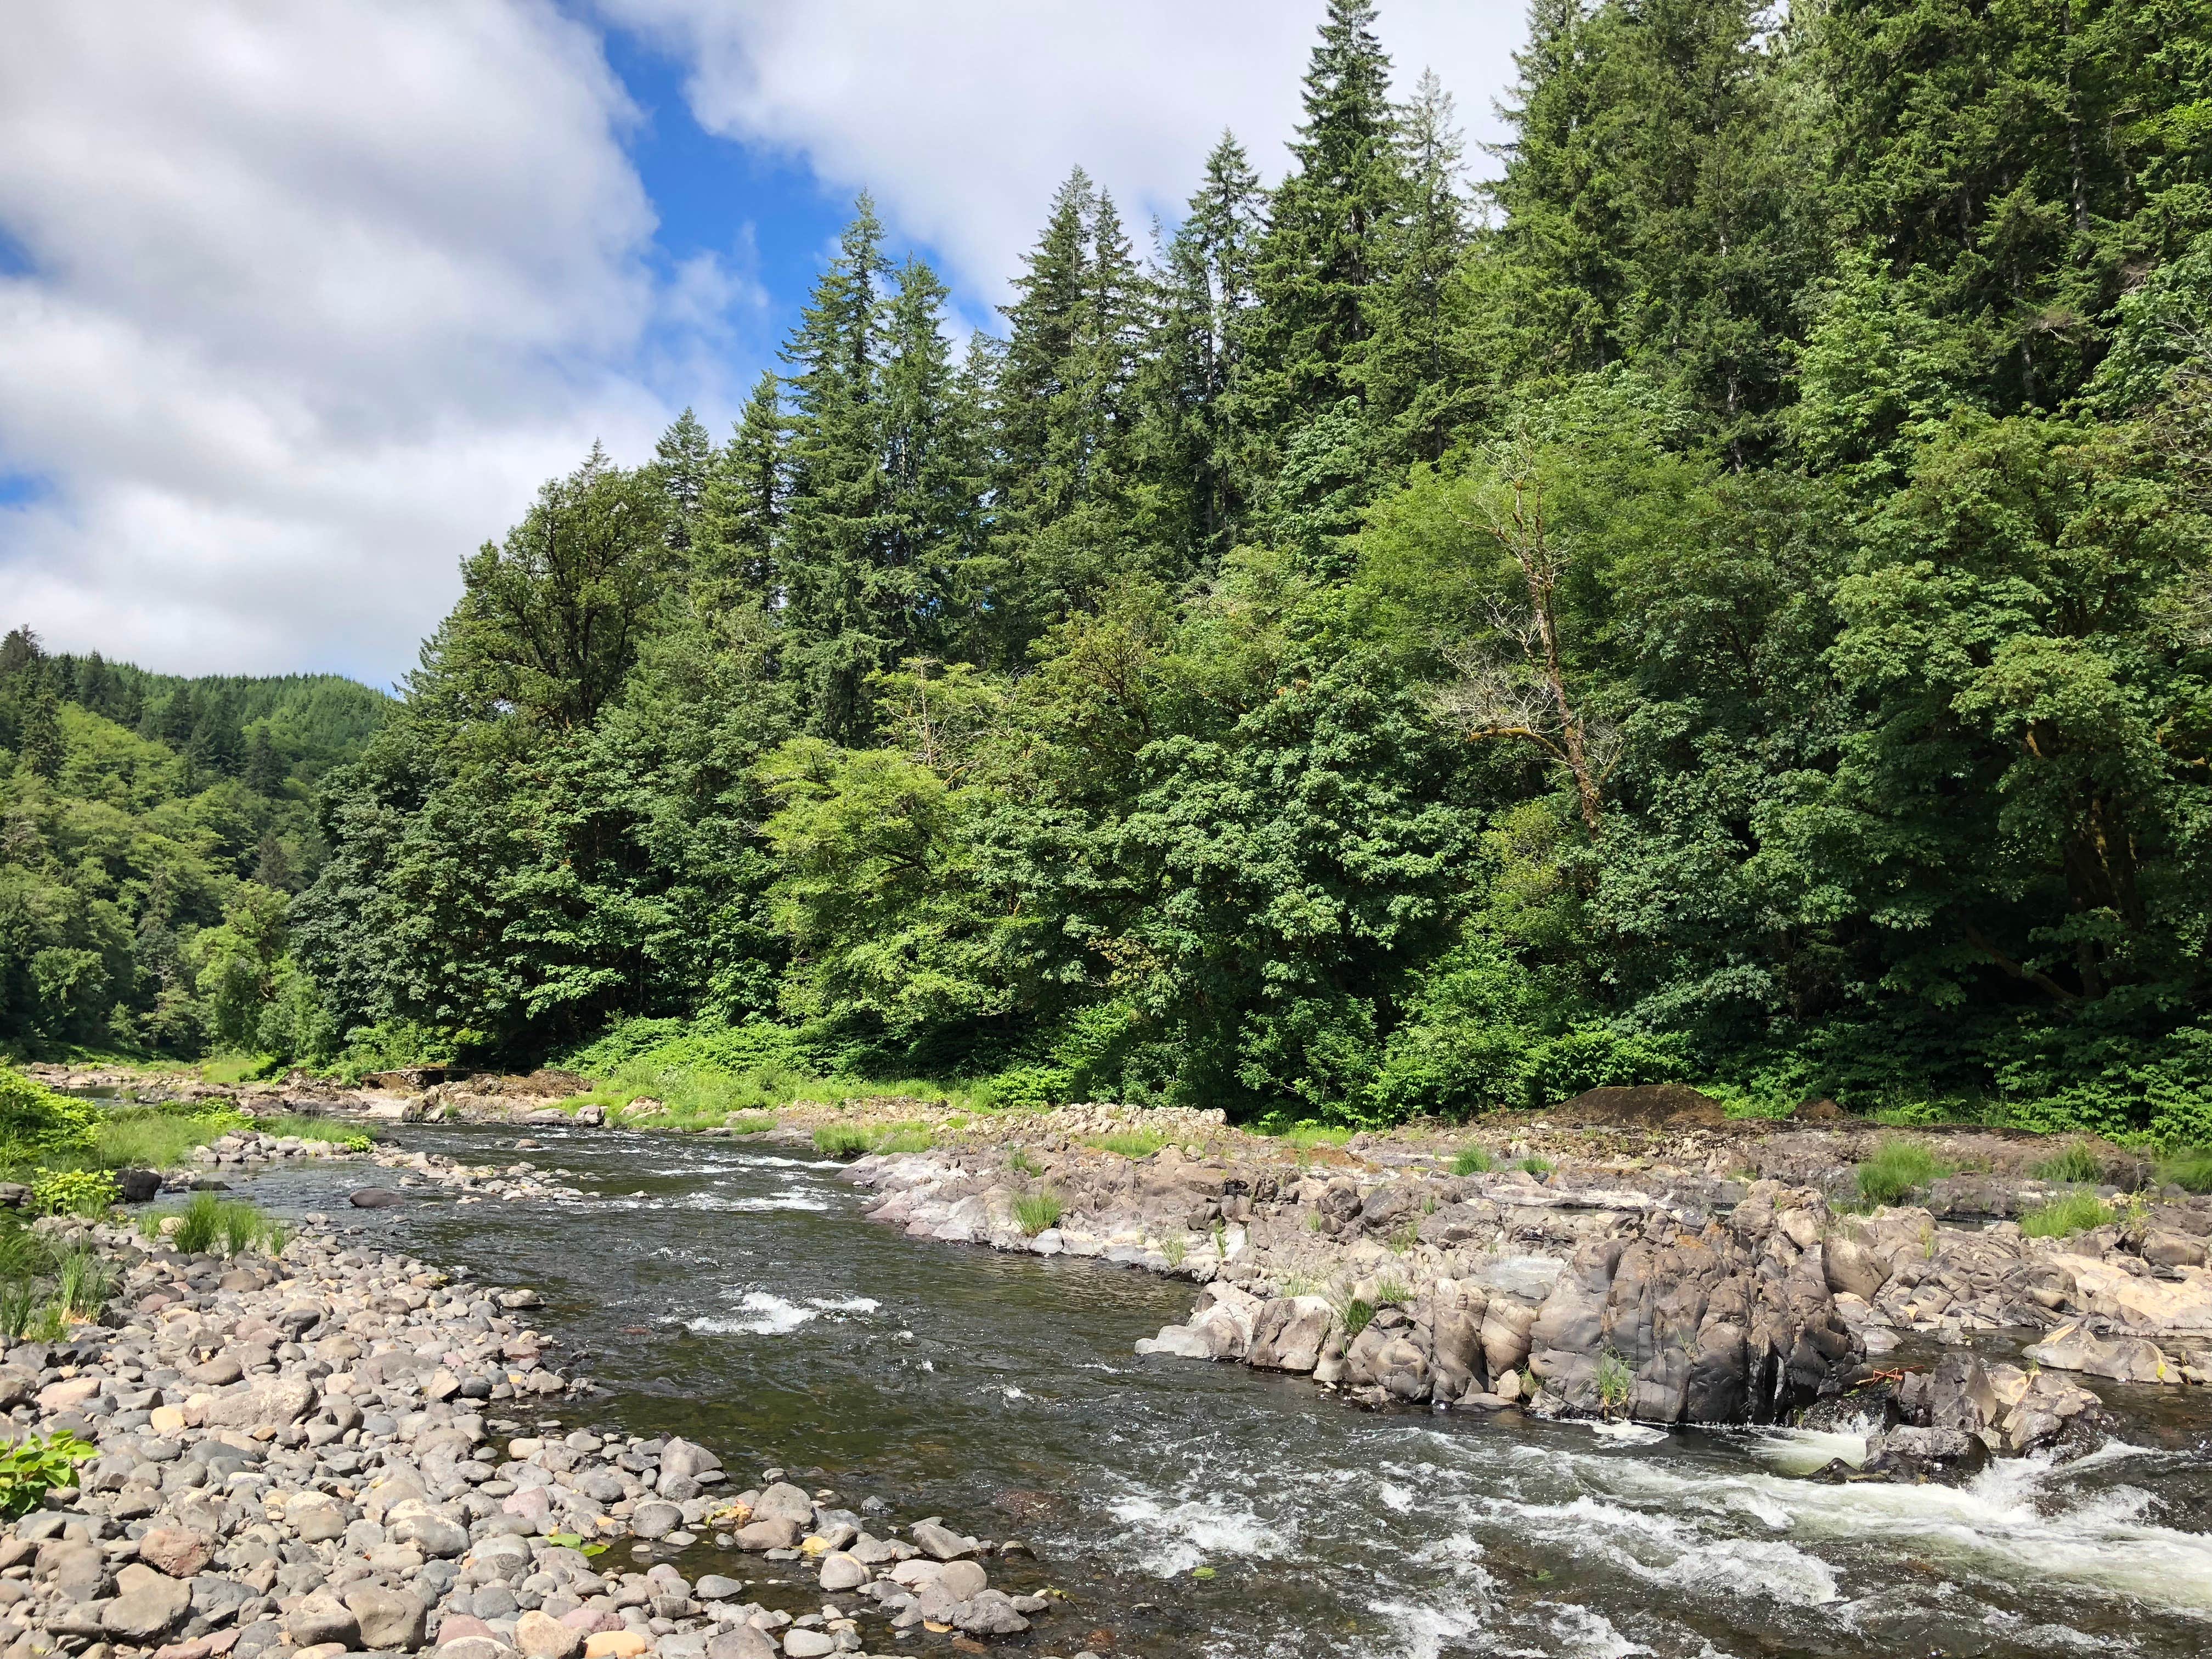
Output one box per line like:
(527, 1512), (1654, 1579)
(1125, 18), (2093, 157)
(233, 1124), (2212, 1659)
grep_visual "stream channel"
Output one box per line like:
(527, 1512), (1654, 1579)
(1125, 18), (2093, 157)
(220, 1122), (2212, 1659)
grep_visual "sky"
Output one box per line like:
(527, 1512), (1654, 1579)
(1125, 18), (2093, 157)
(0, 1), (1528, 689)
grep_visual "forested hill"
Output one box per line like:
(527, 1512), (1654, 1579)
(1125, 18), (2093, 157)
(0, 626), (390, 1053)
(101, 0), (2212, 1139)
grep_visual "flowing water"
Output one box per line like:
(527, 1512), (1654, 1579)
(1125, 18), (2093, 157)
(234, 1124), (2212, 1659)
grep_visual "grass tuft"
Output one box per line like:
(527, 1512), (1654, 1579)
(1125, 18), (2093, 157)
(813, 1126), (873, 1160)
(1854, 1138), (1946, 1208)
(2159, 1147), (2212, 1194)
(1451, 1146), (1494, 1176)
(2021, 1190), (2112, 1238)
(2033, 1140), (2104, 1184)
(1516, 1154), (1554, 1176)
(1012, 1189), (1063, 1236)
(1088, 1131), (1166, 1159)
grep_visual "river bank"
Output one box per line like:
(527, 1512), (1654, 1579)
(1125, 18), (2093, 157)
(0, 1209), (1065, 1659)
(9, 1091), (2212, 1659)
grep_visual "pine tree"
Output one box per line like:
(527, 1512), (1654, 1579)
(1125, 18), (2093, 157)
(244, 726), (287, 794)
(653, 408), (715, 553)
(702, 373), (787, 602)
(1363, 69), (1474, 462)
(878, 255), (975, 653)
(779, 196), (902, 741)
(1242, 0), (1409, 440)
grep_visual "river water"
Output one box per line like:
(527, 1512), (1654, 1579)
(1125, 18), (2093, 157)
(233, 1124), (2212, 1659)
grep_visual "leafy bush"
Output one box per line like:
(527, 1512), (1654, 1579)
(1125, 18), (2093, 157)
(0, 1432), (97, 1519)
(2022, 1191), (2112, 1238)
(0, 1068), (97, 1160)
(30, 1169), (116, 1217)
(1451, 1146), (1493, 1175)
(2033, 1141), (2104, 1184)
(1854, 1139), (1945, 1207)
(1013, 1189), (1063, 1235)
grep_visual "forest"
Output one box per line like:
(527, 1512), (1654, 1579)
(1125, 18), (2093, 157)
(0, 627), (389, 1057)
(13, 0), (2212, 1141)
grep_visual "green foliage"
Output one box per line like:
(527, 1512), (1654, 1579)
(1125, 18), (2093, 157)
(812, 1126), (873, 1160)
(0, 1068), (97, 1159)
(1516, 1155), (1554, 1177)
(0, 1432), (97, 1519)
(2021, 1191), (2114, 1239)
(1013, 1189), (1064, 1235)
(30, 1169), (116, 1217)
(2033, 1142), (2106, 1185)
(2162, 1148), (2212, 1194)
(258, 2), (2212, 1139)
(1338, 1296), (1376, 1337)
(53, 1245), (114, 1316)
(265, 1116), (372, 1152)
(1008, 1148), (1041, 1176)
(1855, 1139), (1946, 1209)
(168, 1192), (224, 1254)
(1450, 1146), (1493, 1176)
(1595, 1348), (1633, 1415)
(1089, 1131), (1166, 1159)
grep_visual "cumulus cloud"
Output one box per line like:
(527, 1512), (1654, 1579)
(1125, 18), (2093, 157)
(0, 1), (690, 680)
(601, 0), (1525, 304)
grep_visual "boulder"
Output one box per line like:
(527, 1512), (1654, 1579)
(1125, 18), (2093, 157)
(101, 1565), (192, 1642)
(137, 1526), (217, 1579)
(2023, 1323), (2180, 1384)
(349, 1188), (405, 1209)
(749, 1481), (815, 1524)
(345, 1584), (428, 1651)
(1246, 1296), (1336, 1373)
(817, 1551), (868, 1592)
(514, 1610), (585, 1659)
(285, 1589), (361, 1650)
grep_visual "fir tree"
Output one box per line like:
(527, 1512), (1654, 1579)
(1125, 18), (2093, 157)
(653, 407), (715, 553)
(703, 373), (787, 602)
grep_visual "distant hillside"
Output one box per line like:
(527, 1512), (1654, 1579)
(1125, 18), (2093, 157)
(0, 624), (392, 1054)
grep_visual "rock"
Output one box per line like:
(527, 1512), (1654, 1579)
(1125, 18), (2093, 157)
(731, 1518), (802, 1551)
(37, 1375), (101, 1413)
(205, 1376), (316, 1427)
(386, 1502), (471, 1558)
(102, 1564), (193, 1641)
(817, 1551), (868, 1591)
(2023, 1323), (2180, 1384)
(1246, 1296), (1336, 1373)
(514, 1610), (586, 1659)
(285, 1589), (362, 1650)
(936, 1560), (988, 1600)
(951, 1589), (1031, 1637)
(439, 1639), (520, 1659)
(1823, 1236), (1889, 1302)
(704, 1629), (776, 1659)
(910, 1521), (981, 1561)
(138, 1526), (217, 1579)
(583, 1634), (649, 1659)
(780, 1634), (835, 1659)
(345, 1584), (428, 1651)
(349, 1188), (405, 1208)
(749, 1481), (815, 1524)
(115, 1167), (163, 1203)
(630, 1500), (683, 1539)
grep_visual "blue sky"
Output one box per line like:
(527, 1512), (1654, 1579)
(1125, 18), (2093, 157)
(0, 2), (1525, 684)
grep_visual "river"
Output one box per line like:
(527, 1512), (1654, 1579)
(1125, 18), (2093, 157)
(231, 1122), (2212, 1659)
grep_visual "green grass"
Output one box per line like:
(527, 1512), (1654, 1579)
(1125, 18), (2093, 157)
(197, 1053), (280, 1086)
(725, 1113), (777, 1136)
(1160, 1234), (1188, 1267)
(143, 1195), (283, 1256)
(89, 1114), (227, 1170)
(266, 1115), (374, 1150)
(1013, 1189), (1063, 1235)
(1008, 1148), (1041, 1177)
(1595, 1348), (1633, 1414)
(2159, 1147), (2212, 1194)
(1854, 1138), (1948, 1208)
(1278, 1122), (1352, 1150)
(870, 1122), (936, 1155)
(1088, 1131), (1167, 1159)
(1339, 1297), (1376, 1337)
(814, 1126), (873, 1160)
(1372, 1274), (1413, 1307)
(2021, 1190), (2113, 1238)
(1451, 1146), (1494, 1176)
(2033, 1140), (2104, 1184)
(1516, 1154), (1554, 1176)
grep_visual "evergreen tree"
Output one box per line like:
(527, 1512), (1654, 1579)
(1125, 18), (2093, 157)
(1363, 68), (1474, 462)
(1242, 0), (1408, 440)
(652, 407), (715, 554)
(703, 373), (787, 601)
(244, 726), (287, 794)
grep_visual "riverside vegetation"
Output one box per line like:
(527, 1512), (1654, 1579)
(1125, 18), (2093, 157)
(11, 2), (2212, 1152)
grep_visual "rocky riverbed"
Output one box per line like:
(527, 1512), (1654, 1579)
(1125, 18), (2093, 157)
(0, 1216), (1071, 1659)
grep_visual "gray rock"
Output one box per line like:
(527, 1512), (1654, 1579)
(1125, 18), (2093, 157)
(731, 1517), (801, 1551)
(952, 1589), (1031, 1637)
(693, 1574), (746, 1601)
(350, 1188), (405, 1208)
(781, 1633), (836, 1658)
(817, 1551), (868, 1592)
(285, 1587), (362, 1649)
(345, 1583), (428, 1651)
(704, 1628), (777, 1659)
(909, 1520), (980, 1561)
(748, 1481), (814, 1525)
(630, 1499), (683, 1539)
(102, 1565), (192, 1642)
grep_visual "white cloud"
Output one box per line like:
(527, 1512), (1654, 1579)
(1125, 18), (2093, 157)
(600, 0), (1526, 306)
(0, 1), (692, 681)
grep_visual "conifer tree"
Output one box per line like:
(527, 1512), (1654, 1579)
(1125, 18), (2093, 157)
(703, 373), (787, 601)
(652, 407), (715, 553)
(1242, 0), (1408, 440)
(1363, 68), (1473, 462)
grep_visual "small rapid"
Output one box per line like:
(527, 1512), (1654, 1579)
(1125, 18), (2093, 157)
(239, 1124), (2212, 1659)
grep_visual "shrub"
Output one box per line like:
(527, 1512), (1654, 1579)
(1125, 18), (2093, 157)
(1451, 1146), (1493, 1176)
(2033, 1141), (2104, 1184)
(2159, 1147), (2212, 1194)
(0, 1068), (97, 1160)
(1854, 1138), (1945, 1207)
(814, 1126), (873, 1160)
(31, 1169), (117, 1217)
(1012, 1189), (1063, 1235)
(2022, 1191), (2113, 1238)
(0, 1432), (96, 1520)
